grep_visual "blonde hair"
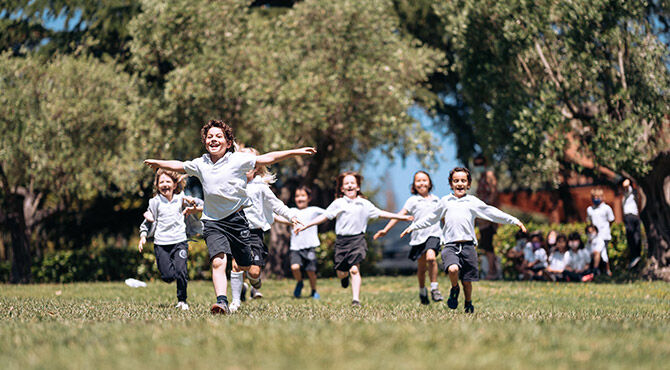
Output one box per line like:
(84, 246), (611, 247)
(590, 188), (604, 197)
(154, 169), (185, 196)
(240, 146), (276, 184)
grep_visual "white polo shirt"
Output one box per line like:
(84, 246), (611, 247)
(548, 250), (569, 271)
(183, 152), (256, 221)
(245, 176), (295, 231)
(290, 206), (326, 250)
(409, 194), (520, 245)
(586, 203), (615, 241)
(401, 194), (442, 246)
(325, 196), (382, 236)
(622, 186), (639, 216)
(567, 249), (590, 271)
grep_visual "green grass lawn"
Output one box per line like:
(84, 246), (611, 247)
(1, 277), (669, 369)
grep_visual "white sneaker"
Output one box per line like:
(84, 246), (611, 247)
(229, 300), (241, 313)
(250, 286), (263, 299)
(176, 301), (189, 311)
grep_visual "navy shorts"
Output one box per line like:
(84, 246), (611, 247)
(202, 210), (253, 267)
(441, 242), (479, 282)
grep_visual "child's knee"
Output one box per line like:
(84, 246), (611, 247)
(211, 255), (227, 270)
(161, 276), (175, 283)
(349, 265), (359, 275)
(448, 264), (460, 273)
(426, 254), (437, 263)
(291, 264), (301, 271)
(248, 266), (261, 278)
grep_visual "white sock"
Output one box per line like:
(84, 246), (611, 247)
(231, 271), (244, 304)
(430, 282), (438, 291)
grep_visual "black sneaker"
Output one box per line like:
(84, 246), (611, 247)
(419, 288), (430, 305)
(447, 286), (459, 310)
(464, 301), (474, 313)
(341, 276), (350, 288)
(431, 289), (444, 302)
(210, 302), (230, 315)
(351, 300), (361, 307)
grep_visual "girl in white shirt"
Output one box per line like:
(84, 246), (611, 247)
(138, 169), (203, 311)
(374, 171), (444, 305)
(401, 167), (526, 313)
(564, 232), (593, 282)
(546, 234), (570, 281)
(295, 171), (412, 307)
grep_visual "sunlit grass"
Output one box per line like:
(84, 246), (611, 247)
(1, 278), (669, 369)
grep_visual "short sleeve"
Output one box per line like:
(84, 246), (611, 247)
(232, 152), (257, 173)
(401, 197), (414, 214)
(183, 158), (201, 178)
(325, 200), (342, 220)
(607, 206), (615, 222)
(363, 199), (382, 219)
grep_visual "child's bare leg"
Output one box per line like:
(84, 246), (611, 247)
(211, 254), (228, 297)
(592, 252), (601, 271)
(231, 259), (241, 272)
(417, 254), (427, 288)
(447, 264), (460, 287)
(350, 265), (361, 302)
(306, 270), (317, 291)
(462, 281), (473, 302)
(426, 249), (438, 284)
(291, 264), (303, 281)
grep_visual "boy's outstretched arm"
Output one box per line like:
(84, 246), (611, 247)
(374, 209), (409, 240)
(256, 147), (316, 166)
(144, 159), (186, 173)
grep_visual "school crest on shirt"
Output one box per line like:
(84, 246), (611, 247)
(179, 250), (187, 259)
(240, 229), (250, 238)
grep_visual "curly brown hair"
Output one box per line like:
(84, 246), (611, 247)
(154, 169), (185, 196)
(200, 119), (235, 154)
(336, 171), (363, 198)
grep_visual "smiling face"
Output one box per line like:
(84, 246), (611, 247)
(294, 189), (310, 209)
(157, 173), (177, 200)
(413, 172), (431, 197)
(341, 175), (360, 199)
(205, 127), (232, 159)
(450, 171), (470, 198)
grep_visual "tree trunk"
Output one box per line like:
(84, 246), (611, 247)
(638, 151), (670, 281)
(5, 193), (32, 283)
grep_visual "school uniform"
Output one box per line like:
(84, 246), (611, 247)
(244, 176), (296, 267)
(325, 196), (382, 271)
(401, 194), (442, 261)
(183, 151), (256, 265)
(290, 206), (326, 271)
(623, 186), (642, 259)
(587, 203), (615, 244)
(408, 194), (520, 282)
(139, 193), (203, 302)
(564, 248), (591, 281)
(587, 235), (609, 263)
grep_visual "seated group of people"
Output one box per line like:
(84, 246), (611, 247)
(506, 225), (611, 282)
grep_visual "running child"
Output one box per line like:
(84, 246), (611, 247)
(228, 147), (302, 313)
(294, 171), (413, 307)
(144, 119), (315, 314)
(374, 170), (444, 305)
(400, 167), (526, 313)
(288, 186), (326, 299)
(138, 169), (204, 311)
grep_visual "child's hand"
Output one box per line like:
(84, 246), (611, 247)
(144, 159), (161, 170)
(296, 147), (317, 156)
(183, 206), (199, 216)
(373, 229), (387, 240)
(143, 211), (155, 223)
(290, 217), (304, 228)
(399, 226), (413, 238)
(402, 215), (414, 222)
(516, 221), (527, 233)
(138, 236), (146, 252)
(294, 225), (306, 235)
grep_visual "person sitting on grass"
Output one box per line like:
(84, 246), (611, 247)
(400, 167), (526, 313)
(564, 232), (593, 282)
(523, 232), (548, 280)
(545, 234), (569, 281)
